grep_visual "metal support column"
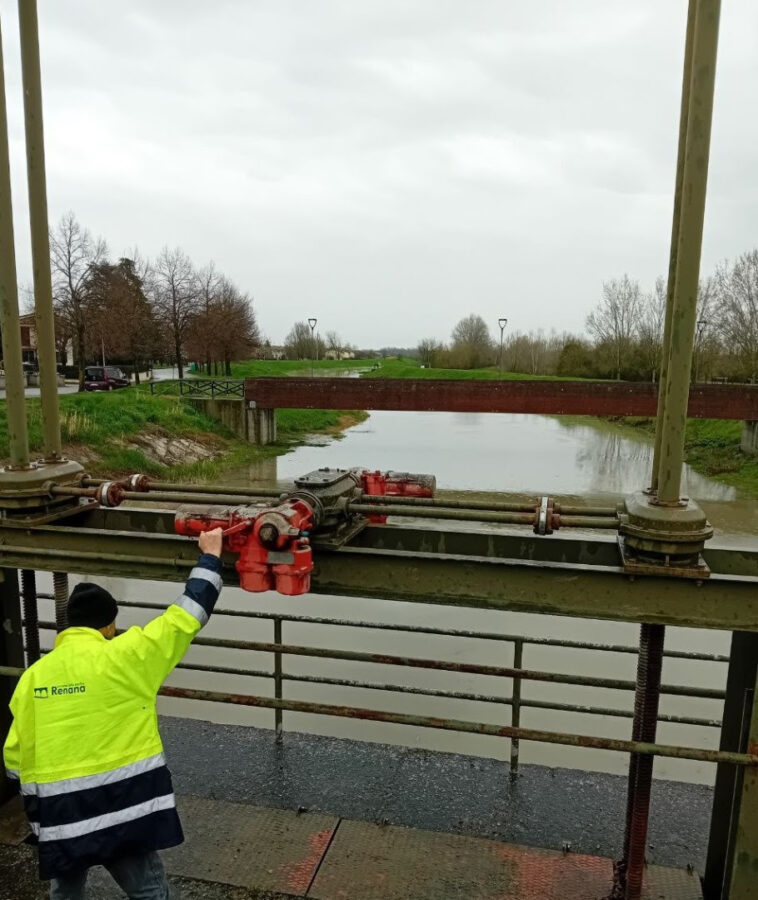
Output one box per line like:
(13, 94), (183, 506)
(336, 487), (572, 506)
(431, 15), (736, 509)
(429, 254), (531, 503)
(18, 0), (62, 460)
(510, 639), (523, 775)
(274, 619), (283, 736)
(0, 568), (23, 804)
(650, 0), (696, 492)
(657, 0), (721, 503)
(0, 16), (30, 469)
(704, 632), (758, 899)
(728, 667), (758, 899)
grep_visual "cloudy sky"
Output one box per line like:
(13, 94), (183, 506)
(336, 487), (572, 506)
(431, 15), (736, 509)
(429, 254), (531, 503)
(1, 1), (756, 347)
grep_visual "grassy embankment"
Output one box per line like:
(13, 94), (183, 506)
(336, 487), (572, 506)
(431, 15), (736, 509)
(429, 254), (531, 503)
(223, 356), (587, 381)
(0, 390), (366, 480)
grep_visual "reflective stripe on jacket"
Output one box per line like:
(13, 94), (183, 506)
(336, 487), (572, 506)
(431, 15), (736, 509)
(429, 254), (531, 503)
(3, 553), (222, 879)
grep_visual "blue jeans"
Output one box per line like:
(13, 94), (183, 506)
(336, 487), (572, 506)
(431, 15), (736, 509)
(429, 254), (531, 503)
(49, 851), (170, 899)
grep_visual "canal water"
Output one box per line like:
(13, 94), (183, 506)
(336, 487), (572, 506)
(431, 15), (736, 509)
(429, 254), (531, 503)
(45, 412), (757, 785)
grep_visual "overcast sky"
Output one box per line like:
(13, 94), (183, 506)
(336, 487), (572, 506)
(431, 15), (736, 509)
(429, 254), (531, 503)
(0, 1), (756, 347)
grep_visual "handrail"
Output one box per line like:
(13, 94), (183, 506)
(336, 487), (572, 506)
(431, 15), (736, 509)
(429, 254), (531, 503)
(148, 378), (244, 398)
(26, 594), (728, 774)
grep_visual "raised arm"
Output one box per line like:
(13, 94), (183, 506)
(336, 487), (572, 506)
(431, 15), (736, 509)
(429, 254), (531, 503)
(113, 528), (224, 693)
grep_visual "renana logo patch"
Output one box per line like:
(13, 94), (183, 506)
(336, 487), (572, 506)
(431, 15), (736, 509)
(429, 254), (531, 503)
(33, 683), (86, 698)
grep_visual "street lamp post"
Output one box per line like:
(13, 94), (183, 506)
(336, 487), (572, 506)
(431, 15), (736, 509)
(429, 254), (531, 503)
(695, 318), (708, 383)
(498, 318), (508, 376)
(308, 317), (318, 377)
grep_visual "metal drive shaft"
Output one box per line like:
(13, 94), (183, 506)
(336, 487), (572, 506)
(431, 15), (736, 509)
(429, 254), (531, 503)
(21, 569), (40, 663)
(611, 623), (666, 900)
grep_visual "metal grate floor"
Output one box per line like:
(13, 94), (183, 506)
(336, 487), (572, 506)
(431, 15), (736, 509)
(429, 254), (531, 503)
(161, 795), (703, 900)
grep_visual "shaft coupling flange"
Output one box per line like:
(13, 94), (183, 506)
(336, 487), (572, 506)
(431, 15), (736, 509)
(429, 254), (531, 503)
(619, 491), (713, 567)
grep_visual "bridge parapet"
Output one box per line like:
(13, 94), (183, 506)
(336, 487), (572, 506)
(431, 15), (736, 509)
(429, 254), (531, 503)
(243, 377), (758, 419)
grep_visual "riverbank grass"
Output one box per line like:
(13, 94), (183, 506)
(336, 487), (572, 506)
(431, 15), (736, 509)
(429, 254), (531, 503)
(223, 356), (591, 381)
(601, 416), (758, 495)
(365, 358), (591, 380)
(0, 391), (367, 480)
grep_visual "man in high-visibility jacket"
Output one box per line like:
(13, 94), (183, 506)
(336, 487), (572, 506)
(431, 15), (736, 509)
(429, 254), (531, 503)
(3, 527), (224, 899)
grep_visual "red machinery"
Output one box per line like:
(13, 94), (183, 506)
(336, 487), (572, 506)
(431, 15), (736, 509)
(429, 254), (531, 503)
(173, 468), (436, 596)
(360, 470), (435, 499)
(360, 470), (435, 523)
(175, 498), (315, 595)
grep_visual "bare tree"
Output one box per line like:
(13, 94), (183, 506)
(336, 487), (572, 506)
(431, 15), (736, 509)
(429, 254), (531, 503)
(713, 250), (758, 382)
(504, 330), (564, 375)
(149, 247), (198, 378)
(417, 338), (444, 367)
(218, 281), (260, 374)
(325, 331), (342, 352)
(284, 320), (323, 360)
(195, 262), (223, 374)
(586, 275), (643, 379)
(637, 276), (666, 381)
(50, 212), (107, 389)
(450, 314), (492, 369)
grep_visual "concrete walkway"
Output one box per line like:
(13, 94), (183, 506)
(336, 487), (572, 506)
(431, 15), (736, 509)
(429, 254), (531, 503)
(160, 718), (712, 872)
(0, 719), (714, 898)
(0, 795), (703, 899)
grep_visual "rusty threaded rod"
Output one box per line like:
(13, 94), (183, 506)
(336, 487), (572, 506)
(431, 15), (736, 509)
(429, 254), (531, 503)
(21, 569), (40, 664)
(618, 623), (666, 900)
(52, 571), (68, 632)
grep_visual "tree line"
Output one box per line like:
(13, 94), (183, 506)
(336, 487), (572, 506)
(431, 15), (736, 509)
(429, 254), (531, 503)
(49, 213), (260, 388)
(281, 321), (357, 361)
(417, 247), (758, 382)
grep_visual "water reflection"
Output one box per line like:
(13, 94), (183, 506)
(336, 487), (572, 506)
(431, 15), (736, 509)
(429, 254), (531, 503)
(270, 411), (740, 504)
(562, 420), (737, 502)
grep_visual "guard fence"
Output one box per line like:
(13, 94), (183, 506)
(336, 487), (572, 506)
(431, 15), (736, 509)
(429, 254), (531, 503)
(12, 585), (731, 774)
(148, 379), (244, 398)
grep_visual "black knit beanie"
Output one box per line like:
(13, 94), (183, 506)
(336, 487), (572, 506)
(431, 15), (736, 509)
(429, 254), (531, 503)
(67, 583), (118, 629)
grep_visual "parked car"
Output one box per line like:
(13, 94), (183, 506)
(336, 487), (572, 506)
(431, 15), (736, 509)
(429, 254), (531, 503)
(83, 366), (130, 391)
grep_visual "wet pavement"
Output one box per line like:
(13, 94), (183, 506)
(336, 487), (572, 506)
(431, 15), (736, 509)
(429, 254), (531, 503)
(162, 717), (711, 871)
(0, 717), (713, 898)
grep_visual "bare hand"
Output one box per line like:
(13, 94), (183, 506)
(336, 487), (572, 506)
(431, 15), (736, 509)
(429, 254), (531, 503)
(199, 527), (223, 558)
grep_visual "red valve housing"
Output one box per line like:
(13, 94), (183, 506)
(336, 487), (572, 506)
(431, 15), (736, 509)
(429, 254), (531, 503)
(175, 499), (315, 595)
(360, 470), (436, 523)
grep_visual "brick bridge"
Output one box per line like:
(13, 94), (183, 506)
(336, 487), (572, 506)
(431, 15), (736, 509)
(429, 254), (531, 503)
(241, 377), (758, 448)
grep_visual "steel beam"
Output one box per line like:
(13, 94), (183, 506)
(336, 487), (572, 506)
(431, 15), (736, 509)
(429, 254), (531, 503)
(657, 0), (722, 503)
(651, 0), (697, 492)
(728, 665), (758, 899)
(704, 632), (758, 899)
(244, 377), (758, 419)
(0, 508), (755, 631)
(18, 0), (62, 460)
(0, 16), (30, 468)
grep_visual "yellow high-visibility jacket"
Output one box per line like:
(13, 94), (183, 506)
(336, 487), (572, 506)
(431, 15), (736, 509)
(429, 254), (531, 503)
(3, 553), (222, 880)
